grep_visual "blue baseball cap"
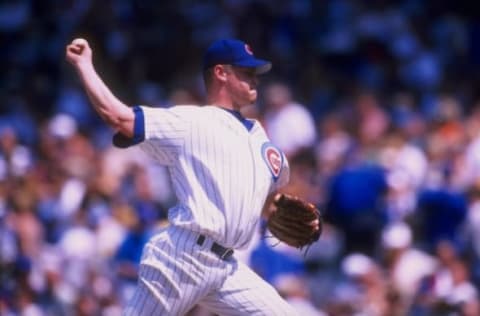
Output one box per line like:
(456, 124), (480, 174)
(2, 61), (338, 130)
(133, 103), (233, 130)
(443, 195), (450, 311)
(203, 39), (272, 74)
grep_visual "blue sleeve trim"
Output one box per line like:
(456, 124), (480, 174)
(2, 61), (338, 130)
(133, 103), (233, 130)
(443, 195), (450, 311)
(112, 106), (145, 148)
(132, 106), (145, 143)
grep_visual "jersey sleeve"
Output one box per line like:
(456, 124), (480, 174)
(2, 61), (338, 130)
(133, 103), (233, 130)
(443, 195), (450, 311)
(272, 152), (290, 192)
(113, 105), (190, 165)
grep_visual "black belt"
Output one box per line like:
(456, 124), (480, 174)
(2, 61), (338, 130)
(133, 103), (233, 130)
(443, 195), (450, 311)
(196, 235), (234, 261)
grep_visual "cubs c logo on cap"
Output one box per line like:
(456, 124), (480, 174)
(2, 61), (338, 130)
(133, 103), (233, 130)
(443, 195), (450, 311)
(245, 44), (253, 55)
(261, 142), (283, 182)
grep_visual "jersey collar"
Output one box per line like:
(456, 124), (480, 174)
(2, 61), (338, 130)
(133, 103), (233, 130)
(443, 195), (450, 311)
(217, 106), (254, 131)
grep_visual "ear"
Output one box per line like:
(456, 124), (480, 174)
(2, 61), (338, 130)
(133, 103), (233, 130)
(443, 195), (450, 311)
(213, 65), (228, 83)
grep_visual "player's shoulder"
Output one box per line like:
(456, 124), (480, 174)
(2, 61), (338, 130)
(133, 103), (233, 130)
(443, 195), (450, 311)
(252, 121), (269, 138)
(169, 104), (204, 113)
(188, 105), (235, 121)
(171, 104), (218, 115)
(140, 104), (205, 117)
(171, 105), (227, 125)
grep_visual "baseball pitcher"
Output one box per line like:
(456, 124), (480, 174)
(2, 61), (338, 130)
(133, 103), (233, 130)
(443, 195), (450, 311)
(66, 37), (321, 315)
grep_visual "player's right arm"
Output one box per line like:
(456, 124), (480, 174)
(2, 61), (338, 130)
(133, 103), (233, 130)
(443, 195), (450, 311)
(65, 38), (134, 138)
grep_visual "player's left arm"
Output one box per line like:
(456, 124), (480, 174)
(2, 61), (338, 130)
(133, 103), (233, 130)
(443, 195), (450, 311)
(260, 150), (321, 247)
(261, 191), (278, 219)
(262, 151), (290, 219)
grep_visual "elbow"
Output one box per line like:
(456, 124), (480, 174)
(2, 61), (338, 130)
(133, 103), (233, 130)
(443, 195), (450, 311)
(101, 111), (134, 138)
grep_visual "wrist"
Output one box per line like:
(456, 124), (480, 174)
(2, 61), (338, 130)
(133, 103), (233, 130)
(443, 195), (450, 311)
(74, 59), (94, 73)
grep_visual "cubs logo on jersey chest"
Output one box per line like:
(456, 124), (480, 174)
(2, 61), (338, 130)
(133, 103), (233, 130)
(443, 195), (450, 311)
(261, 142), (283, 182)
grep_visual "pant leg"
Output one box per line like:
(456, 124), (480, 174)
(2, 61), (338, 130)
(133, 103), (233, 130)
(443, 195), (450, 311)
(123, 226), (224, 316)
(199, 260), (299, 316)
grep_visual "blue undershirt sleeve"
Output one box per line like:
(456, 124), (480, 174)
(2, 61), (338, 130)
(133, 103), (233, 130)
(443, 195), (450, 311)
(112, 106), (145, 148)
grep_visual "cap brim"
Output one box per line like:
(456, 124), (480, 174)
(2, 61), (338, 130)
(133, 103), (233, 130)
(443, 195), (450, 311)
(233, 58), (272, 74)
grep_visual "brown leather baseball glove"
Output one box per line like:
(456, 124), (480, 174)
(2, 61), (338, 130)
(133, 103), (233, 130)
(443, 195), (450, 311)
(267, 193), (322, 248)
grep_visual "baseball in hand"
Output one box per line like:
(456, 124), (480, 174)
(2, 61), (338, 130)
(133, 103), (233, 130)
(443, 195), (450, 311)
(72, 38), (87, 45)
(70, 38), (89, 53)
(66, 38), (92, 65)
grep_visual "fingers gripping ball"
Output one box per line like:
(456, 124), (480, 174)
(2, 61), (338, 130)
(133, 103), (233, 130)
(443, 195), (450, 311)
(267, 194), (322, 248)
(71, 38), (89, 52)
(66, 38), (92, 66)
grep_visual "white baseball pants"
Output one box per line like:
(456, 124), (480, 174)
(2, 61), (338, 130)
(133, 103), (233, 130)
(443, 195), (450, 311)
(123, 225), (298, 315)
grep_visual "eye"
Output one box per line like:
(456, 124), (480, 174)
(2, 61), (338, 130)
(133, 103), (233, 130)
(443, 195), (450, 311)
(244, 69), (256, 77)
(235, 67), (255, 78)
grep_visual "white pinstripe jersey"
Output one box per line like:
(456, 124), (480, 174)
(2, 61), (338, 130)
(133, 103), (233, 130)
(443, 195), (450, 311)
(136, 105), (289, 249)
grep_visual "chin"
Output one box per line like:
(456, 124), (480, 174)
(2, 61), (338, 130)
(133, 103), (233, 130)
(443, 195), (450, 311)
(249, 91), (257, 103)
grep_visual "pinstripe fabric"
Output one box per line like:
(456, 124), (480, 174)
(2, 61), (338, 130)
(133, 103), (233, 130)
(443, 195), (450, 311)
(125, 105), (294, 315)
(200, 260), (299, 316)
(138, 105), (289, 249)
(124, 226), (299, 316)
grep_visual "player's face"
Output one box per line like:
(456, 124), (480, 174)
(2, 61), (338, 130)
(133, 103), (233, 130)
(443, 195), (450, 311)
(225, 66), (259, 108)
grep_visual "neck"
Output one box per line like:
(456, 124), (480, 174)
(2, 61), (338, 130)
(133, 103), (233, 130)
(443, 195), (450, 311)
(207, 92), (240, 111)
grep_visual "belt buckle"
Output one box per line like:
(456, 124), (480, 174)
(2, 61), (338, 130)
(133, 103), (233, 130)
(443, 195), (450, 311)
(220, 248), (234, 260)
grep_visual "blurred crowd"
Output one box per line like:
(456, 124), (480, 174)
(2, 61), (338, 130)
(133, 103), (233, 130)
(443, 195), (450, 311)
(2, 0), (480, 315)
